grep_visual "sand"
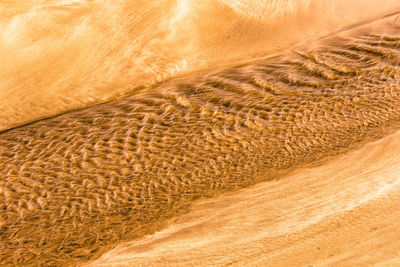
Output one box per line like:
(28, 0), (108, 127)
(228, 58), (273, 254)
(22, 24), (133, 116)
(86, 129), (400, 266)
(1, 1), (400, 266)
(1, 0), (399, 131)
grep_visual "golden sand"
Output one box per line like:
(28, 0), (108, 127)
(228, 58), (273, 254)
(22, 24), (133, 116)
(1, 1), (400, 266)
(87, 129), (400, 266)
(1, 0), (399, 131)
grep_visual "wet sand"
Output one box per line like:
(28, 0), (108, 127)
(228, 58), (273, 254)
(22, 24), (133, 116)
(1, 1), (400, 266)
(1, 0), (399, 132)
(87, 129), (400, 266)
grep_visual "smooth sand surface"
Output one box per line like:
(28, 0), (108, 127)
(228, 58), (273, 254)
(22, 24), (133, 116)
(88, 130), (400, 266)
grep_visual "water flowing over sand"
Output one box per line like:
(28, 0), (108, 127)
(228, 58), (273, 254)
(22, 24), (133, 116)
(1, 0), (400, 131)
(87, 130), (400, 266)
(1, 1), (400, 266)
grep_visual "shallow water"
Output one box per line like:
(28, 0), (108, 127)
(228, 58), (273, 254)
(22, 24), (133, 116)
(1, 0), (399, 131)
(1, 1), (400, 266)
(87, 130), (400, 266)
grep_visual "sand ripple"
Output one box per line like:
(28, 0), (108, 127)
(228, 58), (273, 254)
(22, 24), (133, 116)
(87, 129), (400, 266)
(1, 12), (400, 267)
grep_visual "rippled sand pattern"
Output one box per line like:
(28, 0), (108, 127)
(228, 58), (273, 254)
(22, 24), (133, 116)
(1, 0), (398, 132)
(87, 130), (400, 266)
(1, 15), (400, 266)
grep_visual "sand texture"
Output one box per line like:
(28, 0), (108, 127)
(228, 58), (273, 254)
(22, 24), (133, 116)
(87, 129), (400, 266)
(1, 1), (400, 266)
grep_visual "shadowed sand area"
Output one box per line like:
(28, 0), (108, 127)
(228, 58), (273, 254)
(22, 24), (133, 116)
(2, 2), (400, 267)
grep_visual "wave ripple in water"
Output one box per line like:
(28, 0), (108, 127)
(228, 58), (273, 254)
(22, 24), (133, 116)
(2, 11), (400, 267)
